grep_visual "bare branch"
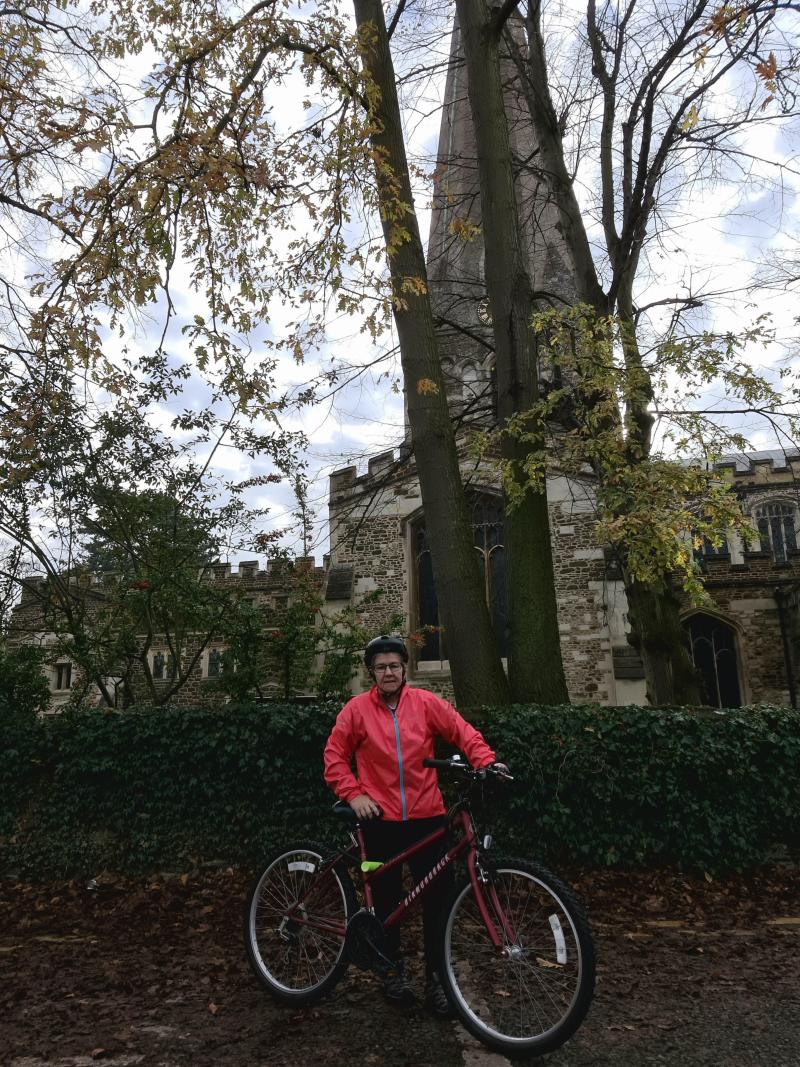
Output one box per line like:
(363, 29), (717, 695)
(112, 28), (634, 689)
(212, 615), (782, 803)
(386, 0), (409, 39)
(491, 0), (522, 35)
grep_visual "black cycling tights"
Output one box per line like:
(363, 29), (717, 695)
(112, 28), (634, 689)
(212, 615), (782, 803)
(361, 815), (454, 976)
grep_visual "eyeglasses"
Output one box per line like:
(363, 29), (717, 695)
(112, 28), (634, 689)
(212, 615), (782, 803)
(373, 663), (403, 674)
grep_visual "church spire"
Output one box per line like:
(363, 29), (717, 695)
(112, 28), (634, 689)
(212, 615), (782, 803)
(424, 9), (579, 415)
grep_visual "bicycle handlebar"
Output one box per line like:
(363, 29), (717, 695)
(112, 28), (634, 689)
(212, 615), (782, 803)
(423, 756), (514, 781)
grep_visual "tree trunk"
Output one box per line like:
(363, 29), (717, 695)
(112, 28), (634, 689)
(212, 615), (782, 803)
(614, 283), (700, 703)
(624, 575), (702, 705)
(456, 0), (568, 704)
(352, 0), (510, 708)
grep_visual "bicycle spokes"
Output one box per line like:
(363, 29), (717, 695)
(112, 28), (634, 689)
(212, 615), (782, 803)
(247, 847), (350, 997)
(443, 865), (593, 1050)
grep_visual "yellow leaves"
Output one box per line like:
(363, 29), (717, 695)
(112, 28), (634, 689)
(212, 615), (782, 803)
(693, 44), (711, 70)
(398, 275), (427, 302)
(391, 275), (427, 311)
(448, 216), (481, 242)
(705, 4), (749, 40)
(682, 104), (700, 133)
(416, 378), (439, 396)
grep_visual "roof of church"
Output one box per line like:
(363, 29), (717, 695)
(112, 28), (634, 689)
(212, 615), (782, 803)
(715, 449), (800, 472)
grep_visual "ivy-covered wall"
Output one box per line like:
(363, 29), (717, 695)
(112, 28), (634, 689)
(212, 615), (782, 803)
(1, 703), (798, 879)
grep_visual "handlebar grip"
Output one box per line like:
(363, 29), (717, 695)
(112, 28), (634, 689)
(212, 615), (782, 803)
(423, 757), (456, 768)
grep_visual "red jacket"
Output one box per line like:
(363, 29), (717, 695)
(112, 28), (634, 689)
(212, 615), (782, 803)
(323, 684), (496, 821)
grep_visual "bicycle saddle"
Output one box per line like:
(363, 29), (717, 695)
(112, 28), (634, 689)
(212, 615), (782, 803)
(332, 800), (358, 825)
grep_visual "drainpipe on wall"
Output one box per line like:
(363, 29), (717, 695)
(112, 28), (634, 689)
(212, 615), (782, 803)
(774, 586), (798, 710)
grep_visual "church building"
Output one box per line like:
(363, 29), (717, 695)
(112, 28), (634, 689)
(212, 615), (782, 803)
(323, 17), (800, 709)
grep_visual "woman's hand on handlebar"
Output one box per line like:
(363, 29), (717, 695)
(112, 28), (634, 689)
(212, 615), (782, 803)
(423, 756), (513, 780)
(350, 794), (382, 820)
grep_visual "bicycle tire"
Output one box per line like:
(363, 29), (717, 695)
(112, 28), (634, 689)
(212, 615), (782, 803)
(244, 840), (357, 1005)
(439, 858), (595, 1058)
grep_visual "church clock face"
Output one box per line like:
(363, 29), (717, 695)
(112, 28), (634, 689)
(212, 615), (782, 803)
(477, 298), (492, 325)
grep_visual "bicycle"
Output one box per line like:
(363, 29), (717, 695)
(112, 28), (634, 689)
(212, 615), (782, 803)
(244, 755), (595, 1058)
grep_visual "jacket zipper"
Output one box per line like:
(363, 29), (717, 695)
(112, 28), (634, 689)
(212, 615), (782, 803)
(390, 706), (408, 821)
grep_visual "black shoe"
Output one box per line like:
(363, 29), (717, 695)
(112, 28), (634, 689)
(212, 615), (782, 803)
(424, 972), (453, 1019)
(383, 965), (416, 1008)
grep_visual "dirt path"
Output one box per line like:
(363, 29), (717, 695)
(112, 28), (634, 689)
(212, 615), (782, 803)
(1, 868), (798, 1066)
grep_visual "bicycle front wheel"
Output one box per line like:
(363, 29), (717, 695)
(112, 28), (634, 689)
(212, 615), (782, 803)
(440, 859), (595, 1058)
(244, 841), (356, 1005)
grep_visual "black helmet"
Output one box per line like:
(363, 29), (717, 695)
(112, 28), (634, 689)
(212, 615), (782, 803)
(364, 634), (409, 668)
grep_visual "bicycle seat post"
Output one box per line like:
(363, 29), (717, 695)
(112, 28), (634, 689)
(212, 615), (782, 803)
(354, 824), (379, 912)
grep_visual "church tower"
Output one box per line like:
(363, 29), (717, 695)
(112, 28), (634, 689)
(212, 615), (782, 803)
(426, 11), (580, 422)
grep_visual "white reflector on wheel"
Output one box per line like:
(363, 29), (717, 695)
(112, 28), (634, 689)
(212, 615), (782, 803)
(549, 914), (567, 964)
(287, 861), (316, 873)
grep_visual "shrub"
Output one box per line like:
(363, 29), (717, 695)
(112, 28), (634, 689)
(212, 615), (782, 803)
(0, 702), (797, 879)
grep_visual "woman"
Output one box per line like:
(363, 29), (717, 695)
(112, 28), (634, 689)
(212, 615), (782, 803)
(323, 634), (503, 1016)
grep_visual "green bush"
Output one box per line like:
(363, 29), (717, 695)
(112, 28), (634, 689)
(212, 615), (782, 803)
(0, 644), (51, 721)
(0, 702), (798, 879)
(480, 703), (800, 871)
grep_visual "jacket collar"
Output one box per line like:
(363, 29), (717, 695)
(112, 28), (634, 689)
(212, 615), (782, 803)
(370, 682), (407, 712)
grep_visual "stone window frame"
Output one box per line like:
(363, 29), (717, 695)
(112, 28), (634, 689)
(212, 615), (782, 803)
(406, 488), (508, 673)
(204, 646), (227, 679)
(150, 649), (177, 682)
(753, 498), (799, 563)
(691, 528), (730, 561)
(53, 661), (72, 691)
(681, 607), (749, 707)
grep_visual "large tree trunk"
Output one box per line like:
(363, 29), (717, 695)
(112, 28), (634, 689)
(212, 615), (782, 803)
(456, 0), (568, 704)
(352, 0), (510, 708)
(624, 576), (702, 705)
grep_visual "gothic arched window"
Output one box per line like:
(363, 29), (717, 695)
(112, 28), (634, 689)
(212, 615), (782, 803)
(755, 501), (798, 563)
(413, 493), (508, 662)
(684, 613), (742, 708)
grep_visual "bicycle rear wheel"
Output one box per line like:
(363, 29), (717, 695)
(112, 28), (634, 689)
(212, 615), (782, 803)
(440, 858), (595, 1058)
(244, 841), (356, 1005)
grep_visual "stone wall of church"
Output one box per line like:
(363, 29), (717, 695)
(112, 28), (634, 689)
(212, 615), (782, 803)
(683, 551), (800, 706)
(327, 450), (800, 709)
(328, 456), (622, 704)
(548, 493), (615, 704)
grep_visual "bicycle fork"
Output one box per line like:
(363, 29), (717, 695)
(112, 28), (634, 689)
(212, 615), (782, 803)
(467, 849), (522, 957)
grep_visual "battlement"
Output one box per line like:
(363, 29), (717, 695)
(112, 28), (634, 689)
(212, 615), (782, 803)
(208, 556), (323, 582)
(15, 558), (326, 605)
(715, 449), (800, 482)
(329, 451), (398, 501)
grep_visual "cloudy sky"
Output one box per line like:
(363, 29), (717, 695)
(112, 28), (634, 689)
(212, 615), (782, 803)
(37, 0), (800, 566)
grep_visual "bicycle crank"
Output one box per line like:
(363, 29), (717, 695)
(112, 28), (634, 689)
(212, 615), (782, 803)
(344, 909), (395, 975)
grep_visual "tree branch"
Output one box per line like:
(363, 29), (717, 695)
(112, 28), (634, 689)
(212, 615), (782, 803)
(386, 0), (408, 39)
(491, 0), (522, 35)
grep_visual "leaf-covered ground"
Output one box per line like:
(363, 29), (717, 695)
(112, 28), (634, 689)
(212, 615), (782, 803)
(1, 866), (798, 1066)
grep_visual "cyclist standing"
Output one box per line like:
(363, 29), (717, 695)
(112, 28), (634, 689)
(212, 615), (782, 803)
(323, 634), (502, 1017)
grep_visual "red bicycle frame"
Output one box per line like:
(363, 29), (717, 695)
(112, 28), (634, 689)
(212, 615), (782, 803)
(289, 807), (517, 953)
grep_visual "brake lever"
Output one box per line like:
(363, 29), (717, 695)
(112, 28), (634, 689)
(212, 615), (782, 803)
(489, 764), (514, 781)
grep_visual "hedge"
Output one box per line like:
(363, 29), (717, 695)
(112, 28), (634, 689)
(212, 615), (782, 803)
(1, 702), (798, 879)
